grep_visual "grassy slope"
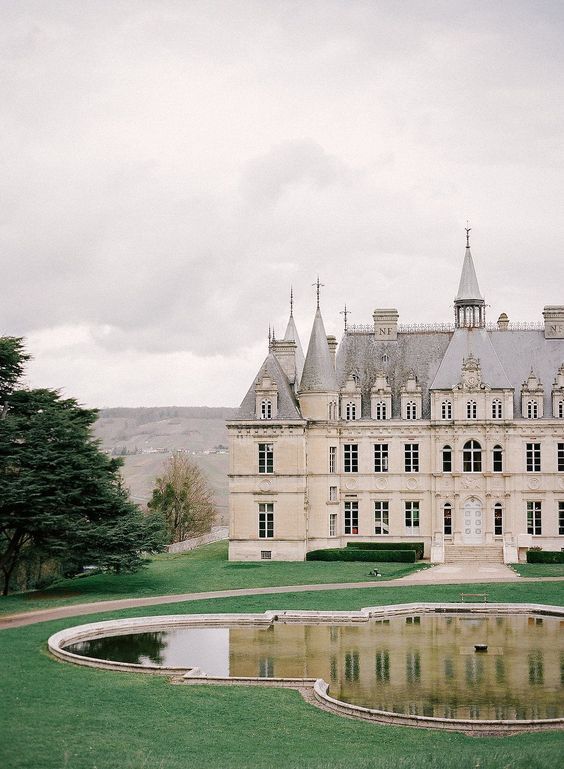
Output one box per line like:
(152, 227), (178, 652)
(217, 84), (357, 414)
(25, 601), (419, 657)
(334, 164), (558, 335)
(511, 563), (564, 578)
(0, 541), (428, 616)
(1, 582), (563, 769)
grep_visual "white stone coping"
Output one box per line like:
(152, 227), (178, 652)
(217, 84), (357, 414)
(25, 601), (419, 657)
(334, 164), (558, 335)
(48, 603), (564, 734)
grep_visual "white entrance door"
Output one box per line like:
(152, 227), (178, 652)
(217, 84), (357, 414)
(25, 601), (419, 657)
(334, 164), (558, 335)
(462, 498), (484, 544)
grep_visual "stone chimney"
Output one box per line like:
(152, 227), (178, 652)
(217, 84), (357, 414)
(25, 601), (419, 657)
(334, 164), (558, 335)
(271, 339), (297, 385)
(497, 312), (509, 330)
(543, 306), (564, 339)
(373, 308), (399, 341)
(327, 335), (337, 369)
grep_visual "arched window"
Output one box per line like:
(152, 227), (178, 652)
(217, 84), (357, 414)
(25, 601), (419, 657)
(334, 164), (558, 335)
(406, 401), (417, 420)
(492, 445), (503, 473)
(463, 440), (482, 472)
(443, 503), (452, 535)
(442, 445), (452, 473)
(375, 401), (387, 420)
(441, 401), (452, 420)
(559, 401), (564, 418)
(494, 502), (503, 536)
(491, 399), (502, 419)
(328, 401), (338, 420)
(466, 400), (477, 419)
(345, 402), (356, 421)
(260, 399), (272, 419)
(527, 401), (538, 419)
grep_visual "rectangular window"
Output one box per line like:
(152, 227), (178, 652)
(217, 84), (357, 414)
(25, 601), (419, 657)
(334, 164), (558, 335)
(558, 443), (564, 472)
(559, 501), (564, 536)
(373, 443), (389, 473)
(260, 550), (272, 560)
(443, 505), (452, 535)
(344, 444), (358, 473)
(526, 443), (541, 472)
(527, 501), (541, 535)
(404, 443), (419, 472)
(329, 446), (337, 474)
(329, 486), (337, 502)
(258, 443), (274, 474)
(494, 504), (503, 536)
(258, 503), (274, 538)
(374, 501), (389, 534)
(405, 501), (420, 529)
(344, 500), (359, 534)
(329, 512), (337, 537)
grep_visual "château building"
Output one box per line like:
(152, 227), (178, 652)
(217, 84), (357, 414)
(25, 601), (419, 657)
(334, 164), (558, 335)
(228, 234), (564, 562)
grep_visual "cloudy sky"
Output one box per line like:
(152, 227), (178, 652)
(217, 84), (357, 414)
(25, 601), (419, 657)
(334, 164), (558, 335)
(2, 0), (563, 407)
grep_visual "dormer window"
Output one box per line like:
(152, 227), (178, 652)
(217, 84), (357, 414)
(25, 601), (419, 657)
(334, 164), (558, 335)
(559, 401), (564, 418)
(526, 400), (538, 419)
(491, 399), (502, 419)
(406, 401), (417, 420)
(374, 401), (387, 420)
(441, 401), (452, 420)
(345, 401), (357, 421)
(260, 399), (272, 419)
(466, 400), (477, 419)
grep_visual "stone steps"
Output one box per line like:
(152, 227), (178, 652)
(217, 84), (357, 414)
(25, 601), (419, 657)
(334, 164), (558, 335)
(444, 545), (504, 564)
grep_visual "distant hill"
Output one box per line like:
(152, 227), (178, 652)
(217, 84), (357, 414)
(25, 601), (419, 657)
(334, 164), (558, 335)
(93, 406), (238, 526)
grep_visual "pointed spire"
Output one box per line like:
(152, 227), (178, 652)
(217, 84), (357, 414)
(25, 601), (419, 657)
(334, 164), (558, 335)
(300, 298), (337, 393)
(454, 226), (485, 328)
(283, 288), (305, 382)
(455, 245), (483, 301)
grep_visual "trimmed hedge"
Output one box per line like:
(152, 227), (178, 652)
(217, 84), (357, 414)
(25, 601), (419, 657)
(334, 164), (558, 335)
(526, 550), (564, 564)
(346, 541), (424, 560)
(306, 548), (416, 563)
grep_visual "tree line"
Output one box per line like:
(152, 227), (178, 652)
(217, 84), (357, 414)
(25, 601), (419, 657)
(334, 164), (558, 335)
(0, 338), (216, 596)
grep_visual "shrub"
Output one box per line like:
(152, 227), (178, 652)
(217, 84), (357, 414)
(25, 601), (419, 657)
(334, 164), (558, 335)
(526, 550), (564, 564)
(306, 548), (416, 563)
(346, 541), (424, 560)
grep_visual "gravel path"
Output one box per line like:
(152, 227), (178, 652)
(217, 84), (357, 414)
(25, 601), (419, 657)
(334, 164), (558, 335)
(1, 562), (562, 630)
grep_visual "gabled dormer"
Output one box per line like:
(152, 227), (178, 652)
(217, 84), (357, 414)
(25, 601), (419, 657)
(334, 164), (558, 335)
(370, 371), (392, 420)
(400, 372), (422, 420)
(552, 364), (564, 418)
(255, 368), (278, 419)
(340, 373), (361, 421)
(521, 369), (544, 419)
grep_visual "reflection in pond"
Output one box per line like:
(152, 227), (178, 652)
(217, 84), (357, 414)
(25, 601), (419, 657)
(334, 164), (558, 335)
(65, 614), (564, 720)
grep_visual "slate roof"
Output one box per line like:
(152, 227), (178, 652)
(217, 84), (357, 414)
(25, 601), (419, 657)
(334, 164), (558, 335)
(299, 308), (338, 393)
(237, 353), (302, 420)
(431, 328), (512, 390)
(455, 247), (483, 302)
(489, 330), (564, 415)
(336, 331), (452, 418)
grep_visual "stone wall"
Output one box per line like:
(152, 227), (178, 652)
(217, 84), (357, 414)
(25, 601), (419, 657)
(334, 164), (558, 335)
(167, 526), (228, 553)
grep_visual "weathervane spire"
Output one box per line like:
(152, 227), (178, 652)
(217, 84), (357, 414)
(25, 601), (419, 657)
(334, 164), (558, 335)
(312, 276), (324, 309)
(465, 220), (471, 249)
(340, 303), (350, 332)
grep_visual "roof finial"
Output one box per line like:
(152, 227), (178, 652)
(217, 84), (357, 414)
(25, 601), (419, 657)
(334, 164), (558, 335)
(465, 220), (471, 249)
(290, 286), (294, 317)
(268, 325), (272, 349)
(340, 303), (350, 332)
(312, 276), (324, 309)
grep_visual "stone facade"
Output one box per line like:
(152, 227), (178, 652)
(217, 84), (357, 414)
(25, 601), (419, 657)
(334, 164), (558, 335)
(228, 240), (564, 562)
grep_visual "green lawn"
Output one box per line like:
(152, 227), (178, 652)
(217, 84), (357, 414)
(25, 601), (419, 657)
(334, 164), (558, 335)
(510, 562), (564, 578)
(0, 581), (562, 769)
(0, 541), (428, 616)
